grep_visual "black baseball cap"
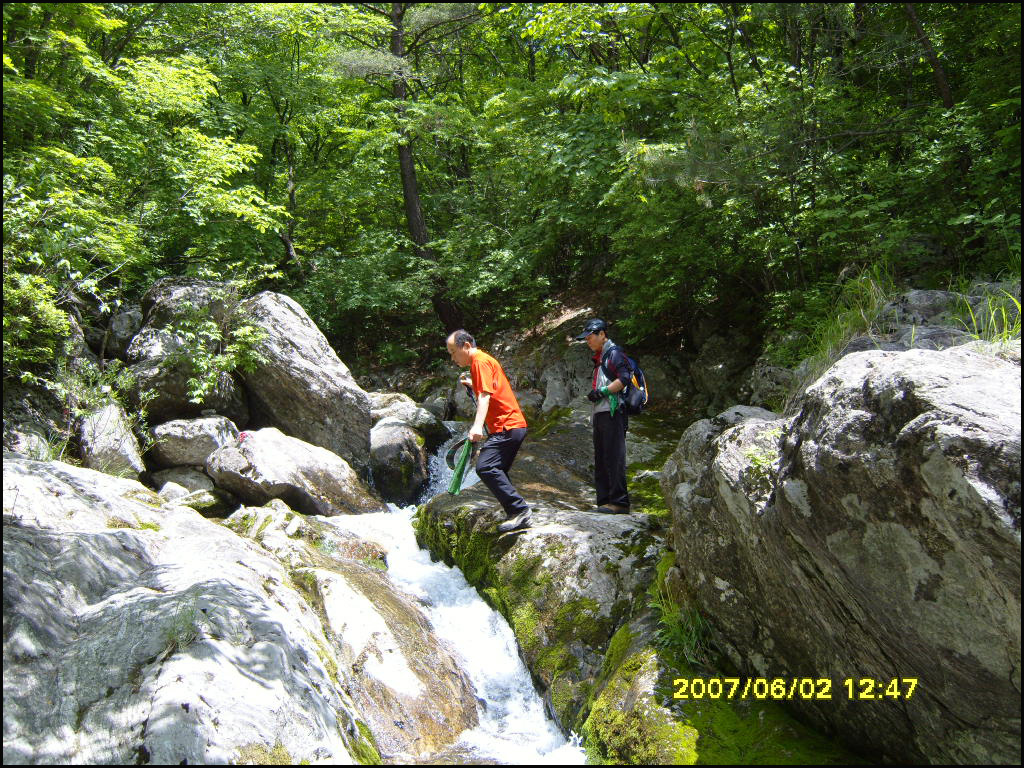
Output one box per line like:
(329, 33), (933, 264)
(574, 318), (608, 341)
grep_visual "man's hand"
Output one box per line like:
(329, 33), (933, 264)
(469, 426), (486, 443)
(587, 389), (602, 403)
(459, 372), (472, 387)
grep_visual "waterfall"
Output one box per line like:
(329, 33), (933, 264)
(323, 429), (585, 764)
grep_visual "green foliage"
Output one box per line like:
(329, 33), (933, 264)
(957, 289), (1022, 343)
(648, 558), (712, 669)
(157, 282), (268, 403)
(3, 2), (1020, 374)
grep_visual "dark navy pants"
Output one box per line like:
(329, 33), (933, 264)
(593, 411), (630, 508)
(475, 427), (529, 516)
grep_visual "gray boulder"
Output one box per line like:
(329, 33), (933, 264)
(125, 327), (250, 427)
(78, 403), (145, 479)
(141, 277), (233, 328)
(152, 466), (215, 494)
(369, 418), (429, 504)
(238, 292), (372, 473)
(368, 392), (448, 449)
(539, 343), (593, 412)
(3, 382), (70, 461)
(86, 305), (143, 360)
(227, 503), (480, 756)
(206, 427), (384, 516)
(148, 416), (239, 468)
(661, 343), (1021, 764)
(2, 455), (374, 765)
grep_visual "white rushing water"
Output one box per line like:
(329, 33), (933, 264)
(324, 431), (585, 765)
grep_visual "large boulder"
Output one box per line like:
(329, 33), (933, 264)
(660, 343), (1021, 764)
(226, 503), (479, 757)
(206, 427), (384, 516)
(85, 305), (143, 361)
(148, 416), (239, 468)
(415, 408), (663, 734)
(238, 292), (372, 473)
(2, 455), (376, 765)
(2, 381), (68, 460)
(368, 392), (448, 449)
(125, 327), (250, 427)
(78, 403), (146, 479)
(369, 418), (429, 504)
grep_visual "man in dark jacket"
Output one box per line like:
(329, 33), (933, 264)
(576, 318), (631, 513)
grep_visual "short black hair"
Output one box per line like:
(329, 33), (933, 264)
(451, 329), (476, 348)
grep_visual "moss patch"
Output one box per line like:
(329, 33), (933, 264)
(350, 720), (382, 765)
(234, 739), (292, 765)
(583, 649), (699, 765)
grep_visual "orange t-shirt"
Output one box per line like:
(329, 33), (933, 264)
(470, 350), (528, 433)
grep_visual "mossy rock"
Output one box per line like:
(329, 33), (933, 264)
(583, 647), (698, 765)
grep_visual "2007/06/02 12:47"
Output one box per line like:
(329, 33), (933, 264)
(672, 677), (919, 700)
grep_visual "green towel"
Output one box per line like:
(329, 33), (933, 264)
(447, 438), (474, 495)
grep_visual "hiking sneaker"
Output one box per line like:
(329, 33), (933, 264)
(497, 509), (532, 533)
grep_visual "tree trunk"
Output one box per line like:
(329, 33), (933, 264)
(904, 3), (954, 109)
(389, 3), (464, 332)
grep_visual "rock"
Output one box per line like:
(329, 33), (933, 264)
(125, 327), (250, 427)
(688, 333), (755, 412)
(141, 277), (233, 328)
(2, 455), (374, 765)
(65, 315), (99, 366)
(880, 288), (964, 329)
(157, 480), (190, 501)
(370, 418), (429, 504)
(539, 344), (593, 412)
(743, 356), (797, 410)
(238, 292), (372, 472)
(368, 392), (448, 449)
(661, 345), (1021, 764)
(148, 416), (239, 468)
(2, 381), (70, 460)
(583, 642), (698, 765)
(206, 427), (384, 516)
(515, 389), (544, 413)
(415, 409), (664, 733)
(78, 403), (146, 479)
(419, 389), (451, 420)
(226, 502), (479, 757)
(86, 306), (144, 360)
(152, 466), (215, 494)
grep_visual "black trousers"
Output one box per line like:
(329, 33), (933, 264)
(593, 411), (630, 508)
(475, 427), (529, 516)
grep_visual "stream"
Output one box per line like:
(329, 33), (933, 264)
(324, 429), (586, 764)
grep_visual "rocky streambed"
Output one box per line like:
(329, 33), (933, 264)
(5, 277), (1019, 765)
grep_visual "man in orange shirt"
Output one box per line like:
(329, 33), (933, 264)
(446, 329), (532, 532)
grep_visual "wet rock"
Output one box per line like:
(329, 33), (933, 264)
(78, 402), (145, 479)
(370, 418), (429, 504)
(148, 416), (239, 468)
(416, 409), (663, 733)
(206, 427), (384, 516)
(226, 502), (479, 757)
(2, 455), (371, 765)
(661, 343), (1021, 764)
(238, 292), (372, 472)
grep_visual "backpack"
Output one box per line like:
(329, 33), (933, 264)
(601, 346), (650, 415)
